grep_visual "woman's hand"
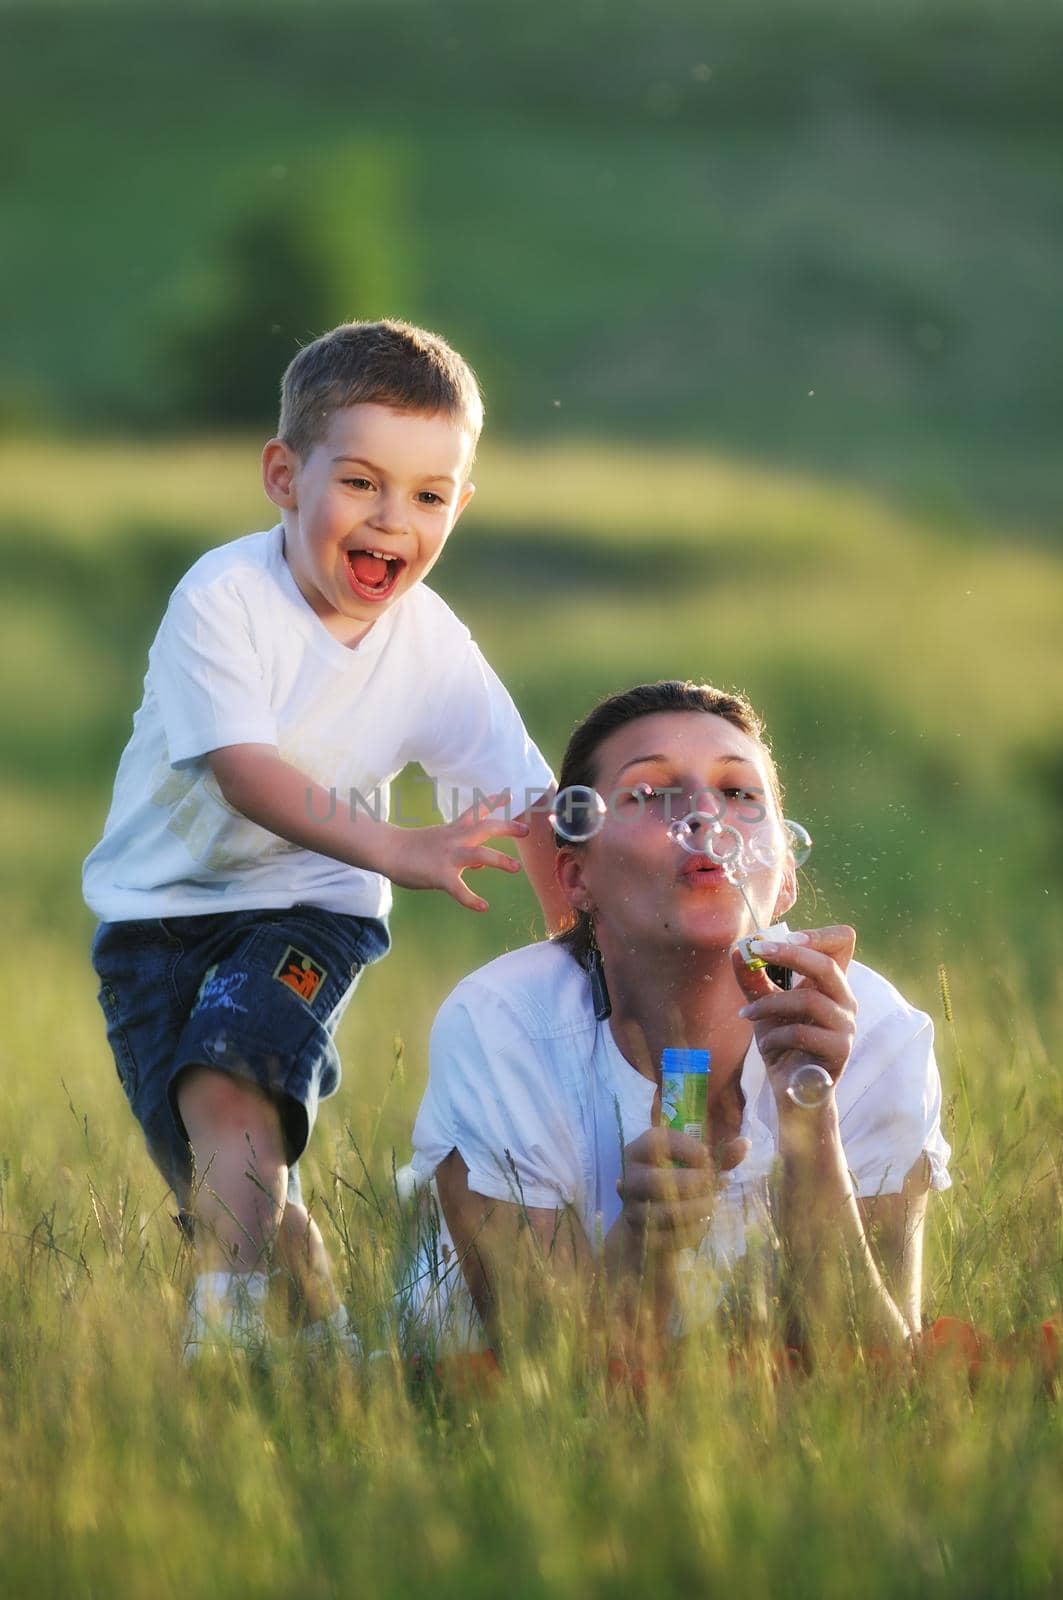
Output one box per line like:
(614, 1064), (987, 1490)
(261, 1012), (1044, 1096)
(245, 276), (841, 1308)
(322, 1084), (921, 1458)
(732, 925), (858, 1109)
(614, 1127), (750, 1254)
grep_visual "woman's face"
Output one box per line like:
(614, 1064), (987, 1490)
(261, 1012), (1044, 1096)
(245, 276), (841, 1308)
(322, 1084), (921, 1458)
(558, 710), (795, 957)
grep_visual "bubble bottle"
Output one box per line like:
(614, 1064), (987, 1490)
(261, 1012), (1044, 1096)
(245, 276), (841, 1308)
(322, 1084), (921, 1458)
(660, 1048), (710, 1139)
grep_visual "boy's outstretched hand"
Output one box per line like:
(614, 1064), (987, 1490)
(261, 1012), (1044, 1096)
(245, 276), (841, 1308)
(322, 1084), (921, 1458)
(379, 792), (528, 912)
(207, 746), (530, 913)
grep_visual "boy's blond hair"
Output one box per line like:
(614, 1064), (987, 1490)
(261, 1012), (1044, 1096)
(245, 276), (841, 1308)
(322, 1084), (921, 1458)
(278, 318), (484, 465)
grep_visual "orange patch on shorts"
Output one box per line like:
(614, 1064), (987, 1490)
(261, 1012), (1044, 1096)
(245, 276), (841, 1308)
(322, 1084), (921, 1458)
(273, 948), (326, 1003)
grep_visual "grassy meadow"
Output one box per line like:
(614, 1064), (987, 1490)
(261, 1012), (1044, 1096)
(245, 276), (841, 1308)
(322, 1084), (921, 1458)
(1, 434), (1061, 1595)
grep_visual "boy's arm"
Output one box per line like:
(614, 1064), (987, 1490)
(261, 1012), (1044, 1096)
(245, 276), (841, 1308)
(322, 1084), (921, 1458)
(513, 799), (570, 936)
(208, 744), (528, 913)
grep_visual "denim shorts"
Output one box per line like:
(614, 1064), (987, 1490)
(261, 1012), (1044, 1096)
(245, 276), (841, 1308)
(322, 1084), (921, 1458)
(91, 905), (390, 1207)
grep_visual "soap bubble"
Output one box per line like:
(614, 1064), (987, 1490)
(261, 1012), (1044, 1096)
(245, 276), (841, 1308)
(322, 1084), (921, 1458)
(669, 813), (743, 864)
(549, 785), (607, 843)
(785, 1062), (834, 1110)
(707, 822), (744, 865)
(667, 813), (701, 852)
(748, 820), (813, 871)
(784, 820), (813, 866)
(671, 813), (814, 899)
(747, 824), (783, 869)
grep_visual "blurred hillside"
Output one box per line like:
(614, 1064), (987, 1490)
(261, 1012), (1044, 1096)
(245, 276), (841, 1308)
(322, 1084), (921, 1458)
(3, 0), (1063, 527)
(3, 434), (1060, 1010)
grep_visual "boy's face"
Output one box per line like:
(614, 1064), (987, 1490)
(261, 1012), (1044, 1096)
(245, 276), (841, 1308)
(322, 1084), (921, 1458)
(263, 404), (476, 644)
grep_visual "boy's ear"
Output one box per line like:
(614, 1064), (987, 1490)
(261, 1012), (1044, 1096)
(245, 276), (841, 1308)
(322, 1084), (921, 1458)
(262, 438), (299, 510)
(452, 481), (476, 522)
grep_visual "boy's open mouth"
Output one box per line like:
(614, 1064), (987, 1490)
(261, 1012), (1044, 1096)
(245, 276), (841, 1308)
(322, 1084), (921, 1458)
(345, 548), (406, 602)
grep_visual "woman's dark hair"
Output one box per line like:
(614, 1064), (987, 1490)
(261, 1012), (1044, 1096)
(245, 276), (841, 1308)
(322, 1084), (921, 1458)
(553, 680), (782, 969)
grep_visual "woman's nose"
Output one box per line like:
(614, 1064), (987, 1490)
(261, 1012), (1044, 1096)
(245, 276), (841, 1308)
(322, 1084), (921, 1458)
(683, 807), (722, 835)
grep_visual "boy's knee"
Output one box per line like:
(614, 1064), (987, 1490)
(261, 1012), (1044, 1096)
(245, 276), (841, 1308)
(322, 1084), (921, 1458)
(276, 1201), (335, 1308)
(279, 1201), (310, 1242)
(278, 1202), (328, 1259)
(175, 1064), (283, 1144)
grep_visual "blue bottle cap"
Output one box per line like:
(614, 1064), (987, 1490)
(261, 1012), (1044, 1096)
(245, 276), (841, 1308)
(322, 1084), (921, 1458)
(660, 1048), (710, 1074)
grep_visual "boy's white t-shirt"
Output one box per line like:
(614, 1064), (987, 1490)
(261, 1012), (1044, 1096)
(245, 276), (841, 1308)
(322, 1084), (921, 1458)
(408, 941), (952, 1347)
(83, 526), (554, 921)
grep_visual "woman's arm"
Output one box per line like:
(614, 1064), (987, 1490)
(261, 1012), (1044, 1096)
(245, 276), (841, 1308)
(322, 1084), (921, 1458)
(775, 1098), (914, 1352)
(858, 1154), (932, 1336)
(735, 927), (917, 1355)
(434, 1147), (594, 1344)
(435, 1130), (743, 1364)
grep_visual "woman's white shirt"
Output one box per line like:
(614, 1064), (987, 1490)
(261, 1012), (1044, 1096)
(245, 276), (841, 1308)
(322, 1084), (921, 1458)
(408, 942), (950, 1347)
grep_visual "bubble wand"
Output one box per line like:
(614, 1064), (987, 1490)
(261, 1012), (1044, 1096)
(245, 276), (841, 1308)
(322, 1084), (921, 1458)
(666, 811), (831, 1108)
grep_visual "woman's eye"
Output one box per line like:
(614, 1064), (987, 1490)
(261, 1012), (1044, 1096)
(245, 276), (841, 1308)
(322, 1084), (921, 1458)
(629, 783), (664, 803)
(722, 786), (767, 822)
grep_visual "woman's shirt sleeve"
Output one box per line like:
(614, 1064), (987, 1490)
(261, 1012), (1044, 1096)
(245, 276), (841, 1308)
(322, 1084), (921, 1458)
(411, 980), (583, 1211)
(837, 1004), (952, 1197)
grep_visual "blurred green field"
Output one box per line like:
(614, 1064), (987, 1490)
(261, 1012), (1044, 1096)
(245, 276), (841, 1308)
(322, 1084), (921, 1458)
(4, 432), (1060, 973)
(1, 435), (1061, 1594)
(5, 0), (1063, 525)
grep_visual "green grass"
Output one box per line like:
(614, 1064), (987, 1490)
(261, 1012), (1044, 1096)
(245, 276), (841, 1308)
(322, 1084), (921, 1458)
(1, 433), (1061, 1594)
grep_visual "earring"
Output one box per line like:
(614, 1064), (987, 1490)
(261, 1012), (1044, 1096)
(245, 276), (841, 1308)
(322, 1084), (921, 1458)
(587, 922), (612, 1021)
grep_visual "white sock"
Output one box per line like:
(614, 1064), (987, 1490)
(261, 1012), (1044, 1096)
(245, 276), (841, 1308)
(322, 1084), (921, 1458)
(297, 1303), (361, 1355)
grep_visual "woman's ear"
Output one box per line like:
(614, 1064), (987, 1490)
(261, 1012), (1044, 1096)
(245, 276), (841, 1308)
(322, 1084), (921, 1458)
(773, 858), (798, 923)
(556, 847), (593, 914)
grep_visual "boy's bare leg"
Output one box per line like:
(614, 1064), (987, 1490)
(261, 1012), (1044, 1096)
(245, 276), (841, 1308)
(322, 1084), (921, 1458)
(176, 1066), (287, 1270)
(276, 1202), (340, 1325)
(176, 1067), (346, 1343)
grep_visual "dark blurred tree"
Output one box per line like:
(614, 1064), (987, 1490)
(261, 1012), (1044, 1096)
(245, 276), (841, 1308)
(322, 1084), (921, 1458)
(168, 207), (335, 425)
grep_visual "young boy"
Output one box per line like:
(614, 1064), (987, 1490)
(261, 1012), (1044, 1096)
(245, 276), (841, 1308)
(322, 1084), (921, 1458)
(83, 319), (564, 1356)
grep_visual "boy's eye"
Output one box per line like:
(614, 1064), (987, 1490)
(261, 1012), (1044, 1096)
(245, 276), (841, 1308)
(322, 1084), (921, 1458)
(343, 477), (373, 490)
(416, 491), (444, 505)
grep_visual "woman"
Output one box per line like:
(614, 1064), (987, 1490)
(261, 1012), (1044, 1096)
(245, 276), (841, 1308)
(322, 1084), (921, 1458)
(408, 682), (950, 1364)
